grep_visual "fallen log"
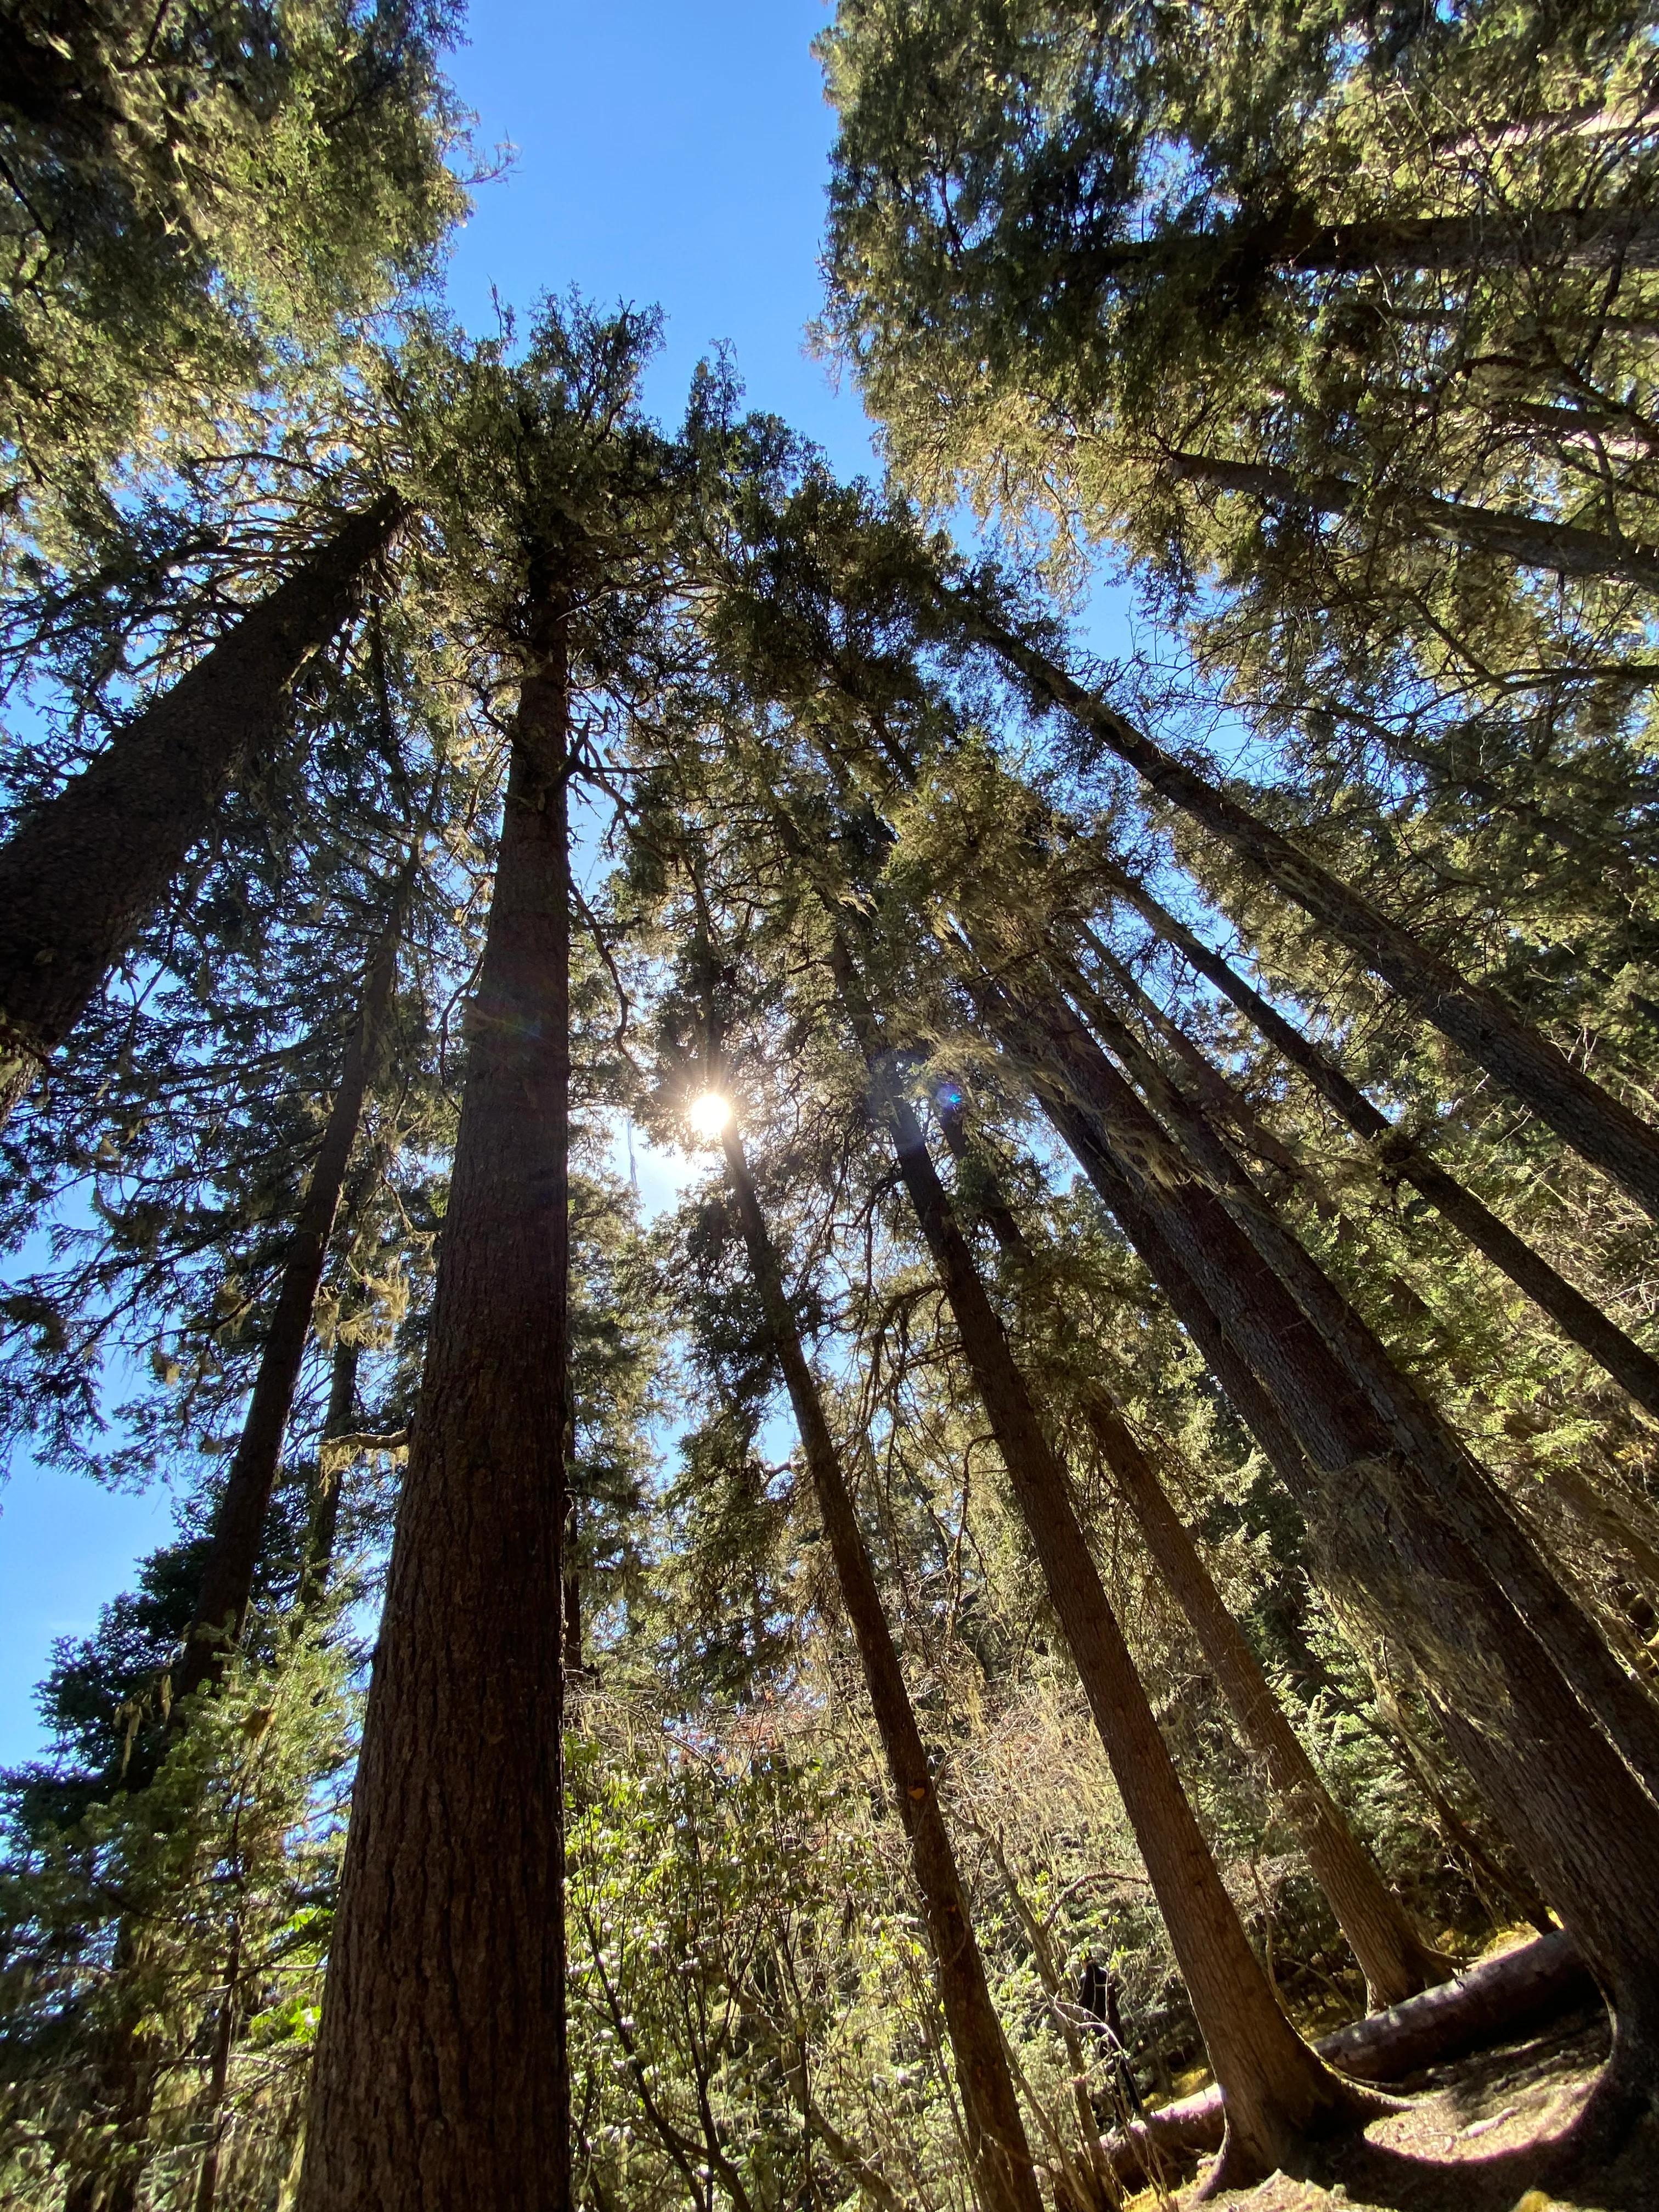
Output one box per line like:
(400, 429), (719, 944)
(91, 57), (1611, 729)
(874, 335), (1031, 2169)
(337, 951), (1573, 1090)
(1105, 1931), (1595, 2187)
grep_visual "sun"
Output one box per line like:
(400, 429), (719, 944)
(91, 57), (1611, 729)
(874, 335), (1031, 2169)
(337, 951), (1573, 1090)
(687, 1091), (732, 1141)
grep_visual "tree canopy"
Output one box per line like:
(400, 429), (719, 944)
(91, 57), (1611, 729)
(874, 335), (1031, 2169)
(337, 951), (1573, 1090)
(2, 7), (1659, 2210)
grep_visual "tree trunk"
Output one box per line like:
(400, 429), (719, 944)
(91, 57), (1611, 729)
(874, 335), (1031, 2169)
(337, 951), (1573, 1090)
(1162, 448), (1659, 591)
(562, 1575), (583, 1676)
(61, 1918), (159, 2212)
(175, 913), (401, 1704)
(300, 1337), (364, 1608)
(191, 1925), (241, 2212)
(0, 496), (403, 1122)
(1050, 960), (1659, 1805)
(1284, 202), (1659, 275)
(1103, 1930), (1596, 2186)
(720, 1119), (1044, 2212)
(946, 590), (1659, 1221)
(830, 938), (1379, 2194)
(972, 970), (1659, 2136)
(1086, 205), (1659, 290)
(1077, 928), (1306, 1183)
(1320, 1453), (1659, 2150)
(296, 580), (573, 2212)
(1101, 867), (1659, 1421)
(934, 1105), (1448, 2010)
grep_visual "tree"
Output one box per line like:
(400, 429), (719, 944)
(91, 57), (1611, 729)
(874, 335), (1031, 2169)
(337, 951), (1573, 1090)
(0, 0), (465, 535)
(932, 1096), (1451, 2012)
(296, 299), (685, 2212)
(175, 863), (411, 1702)
(827, 926), (1380, 2192)
(1, 1615), (354, 2211)
(658, 859), (1044, 2212)
(0, 495), (404, 1124)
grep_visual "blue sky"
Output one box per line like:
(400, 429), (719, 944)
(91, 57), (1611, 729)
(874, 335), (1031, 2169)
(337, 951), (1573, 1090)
(0, 0), (1148, 1769)
(444, 0), (874, 474)
(0, 0), (871, 1769)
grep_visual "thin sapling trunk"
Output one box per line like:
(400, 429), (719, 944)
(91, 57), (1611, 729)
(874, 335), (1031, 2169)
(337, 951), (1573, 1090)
(176, 901), (403, 1703)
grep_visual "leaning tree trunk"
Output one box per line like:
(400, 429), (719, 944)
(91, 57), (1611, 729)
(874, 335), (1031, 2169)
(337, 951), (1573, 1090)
(972, 968), (1659, 2137)
(296, 578), (573, 2212)
(720, 1119), (1043, 2212)
(934, 1104), (1448, 2010)
(1090, 204), (1659, 289)
(175, 905), (403, 1703)
(1284, 202), (1659, 275)
(1051, 957), (1659, 1804)
(1077, 929), (1306, 1183)
(830, 937), (1380, 2194)
(943, 589), (1659, 1222)
(0, 495), (403, 1122)
(299, 1336), (364, 1608)
(1161, 449), (1659, 592)
(1094, 866), (1659, 1421)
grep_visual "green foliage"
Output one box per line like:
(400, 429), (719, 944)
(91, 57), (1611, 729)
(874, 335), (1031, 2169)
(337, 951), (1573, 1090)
(0, 1620), (354, 2209)
(0, 0), (469, 539)
(2, 17), (1656, 2197)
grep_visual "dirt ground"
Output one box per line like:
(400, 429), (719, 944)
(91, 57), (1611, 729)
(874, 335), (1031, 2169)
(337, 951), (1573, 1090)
(1124, 2006), (1659, 2212)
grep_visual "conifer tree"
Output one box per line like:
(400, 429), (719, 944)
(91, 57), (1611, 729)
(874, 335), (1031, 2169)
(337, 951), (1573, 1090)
(0, 0), (465, 534)
(0, 494), (404, 1124)
(932, 1098), (1451, 2012)
(297, 300), (685, 2212)
(825, 921), (1381, 2191)
(656, 855), (1045, 2212)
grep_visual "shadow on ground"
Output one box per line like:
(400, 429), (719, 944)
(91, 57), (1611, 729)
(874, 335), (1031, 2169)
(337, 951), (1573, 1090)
(1154, 2009), (1657, 2210)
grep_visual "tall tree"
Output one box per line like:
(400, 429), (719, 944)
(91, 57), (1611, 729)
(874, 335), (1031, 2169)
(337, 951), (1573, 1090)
(973, 963), (1659, 2143)
(1090, 865), (1659, 1420)
(933, 1098), (1450, 2011)
(297, 301), (680, 2212)
(827, 927), (1380, 2193)
(945, 582), (1659, 1223)
(716, 1100), (1043, 2212)
(0, 0), (465, 533)
(0, 495), (404, 1124)
(175, 870), (410, 1701)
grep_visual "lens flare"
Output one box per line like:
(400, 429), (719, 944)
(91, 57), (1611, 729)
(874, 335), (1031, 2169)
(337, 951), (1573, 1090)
(687, 1092), (732, 1141)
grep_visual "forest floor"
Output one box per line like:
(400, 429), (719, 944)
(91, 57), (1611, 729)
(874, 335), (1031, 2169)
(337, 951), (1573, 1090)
(1128, 2004), (1656, 2211)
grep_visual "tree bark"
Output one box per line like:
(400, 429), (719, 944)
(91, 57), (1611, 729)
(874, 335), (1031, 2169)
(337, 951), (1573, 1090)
(934, 1105), (1448, 2010)
(970, 968), (1659, 2136)
(1162, 448), (1659, 591)
(300, 1337), (364, 1609)
(720, 1118), (1044, 2212)
(0, 495), (403, 1122)
(1103, 1930), (1596, 2186)
(1050, 959), (1659, 1805)
(175, 912), (402, 1703)
(1100, 868), (1659, 1421)
(190, 1924), (241, 2212)
(1077, 928), (1306, 1183)
(1084, 204), (1659, 289)
(830, 937), (1379, 2193)
(946, 589), (1659, 1222)
(1283, 203), (1659, 275)
(296, 580), (573, 2212)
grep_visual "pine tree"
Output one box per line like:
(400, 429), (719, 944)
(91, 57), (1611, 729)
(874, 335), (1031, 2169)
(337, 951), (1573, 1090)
(0, 0), (466, 535)
(296, 299), (687, 2212)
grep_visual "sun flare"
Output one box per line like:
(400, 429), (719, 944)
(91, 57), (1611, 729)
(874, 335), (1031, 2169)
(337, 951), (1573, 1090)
(687, 1091), (732, 1141)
